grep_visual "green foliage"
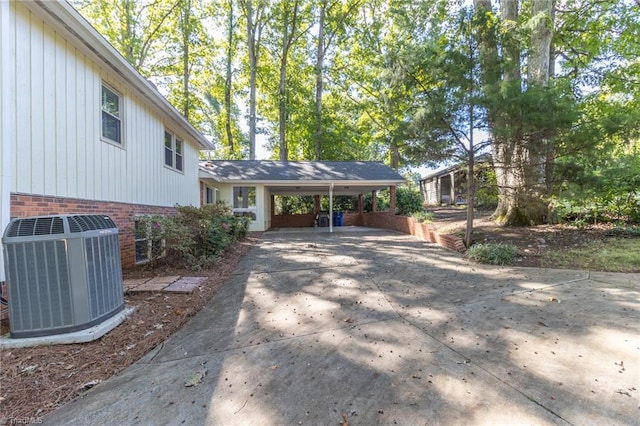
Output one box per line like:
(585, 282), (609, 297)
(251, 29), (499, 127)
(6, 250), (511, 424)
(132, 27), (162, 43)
(395, 186), (424, 215)
(363, 191), (390, 212)
(411, 211), (435, 224)
(466, 242), (519, 265)
(275, 196), (315, 215)
(138, 203), (250, 270)
(552, 152), (640, 225)
(475, 167), (498, 208)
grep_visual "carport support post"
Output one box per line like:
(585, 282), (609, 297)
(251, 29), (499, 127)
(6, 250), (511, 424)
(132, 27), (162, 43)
(450, 171), (455, 205)
(390, 185), (396, 213)
(329, 183), (334, 233)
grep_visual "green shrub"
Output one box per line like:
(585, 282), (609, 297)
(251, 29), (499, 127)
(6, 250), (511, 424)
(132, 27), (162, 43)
(466, 242), (519, 265)
(396, 186), (424, 215)
(137, 203), (250, 270)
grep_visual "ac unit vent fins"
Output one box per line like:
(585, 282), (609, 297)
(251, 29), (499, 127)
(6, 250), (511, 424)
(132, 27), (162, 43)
(5, 216), (65, 237)
(68, 215), (116, 232)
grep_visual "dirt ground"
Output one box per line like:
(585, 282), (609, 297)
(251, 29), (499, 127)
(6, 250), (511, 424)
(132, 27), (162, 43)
(427, 207), (637, 268)
(0, 212), (637, 420)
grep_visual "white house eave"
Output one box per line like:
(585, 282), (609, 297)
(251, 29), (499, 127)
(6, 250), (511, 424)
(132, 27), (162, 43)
(24, 0), (213, 151)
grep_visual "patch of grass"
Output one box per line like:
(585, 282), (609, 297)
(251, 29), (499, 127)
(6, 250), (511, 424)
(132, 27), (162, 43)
(466, 242), (519, 265)
(540, 238), (640, 272)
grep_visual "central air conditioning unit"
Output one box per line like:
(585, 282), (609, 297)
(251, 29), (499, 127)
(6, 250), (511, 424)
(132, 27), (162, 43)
(2, 214), (124, 338)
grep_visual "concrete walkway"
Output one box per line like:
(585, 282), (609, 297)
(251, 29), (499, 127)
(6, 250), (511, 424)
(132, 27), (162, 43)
(45, 228), (639, 425)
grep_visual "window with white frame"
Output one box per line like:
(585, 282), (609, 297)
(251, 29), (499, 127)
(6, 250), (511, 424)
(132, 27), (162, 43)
(101, 83), (122, 144)
(233, 186), (257, 220)
(205, 186), (218, 204)
(134, 218), (165, 263)
(164, 130), (184, 172)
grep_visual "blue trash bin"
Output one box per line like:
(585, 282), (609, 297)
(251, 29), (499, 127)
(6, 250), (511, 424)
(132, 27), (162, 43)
(333, 211), (343, 226)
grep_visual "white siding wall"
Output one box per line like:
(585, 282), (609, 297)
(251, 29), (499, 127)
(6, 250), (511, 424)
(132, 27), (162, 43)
(1, 0), (15, 281)
(8, 2), (200, 208)
(215, 183), (267, 232)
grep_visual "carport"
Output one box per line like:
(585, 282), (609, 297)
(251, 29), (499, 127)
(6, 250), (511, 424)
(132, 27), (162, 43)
(199, 161), (405, 232)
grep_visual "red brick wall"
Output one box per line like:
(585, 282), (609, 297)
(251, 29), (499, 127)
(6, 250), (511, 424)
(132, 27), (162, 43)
(271, 213), (316, 228)
(271, 212), (364, 228)
(9, 193), (178, 269)
(362, 211), (467, 253)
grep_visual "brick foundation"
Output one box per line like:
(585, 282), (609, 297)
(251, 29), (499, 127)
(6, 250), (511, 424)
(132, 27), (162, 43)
(9, 193), (178, 269)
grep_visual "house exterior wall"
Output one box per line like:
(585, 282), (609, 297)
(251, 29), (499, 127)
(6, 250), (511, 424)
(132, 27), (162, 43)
(421, 177), (440, 206)
(0, 0), (12, 282)
(9, 2), (200, 207)
(206, 182), (267, 232)
(0, 1), (204, 280)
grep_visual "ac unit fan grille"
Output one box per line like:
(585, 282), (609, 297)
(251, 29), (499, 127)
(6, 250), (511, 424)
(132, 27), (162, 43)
(68, 215), (116, 233)
(5, 216), (65, 237)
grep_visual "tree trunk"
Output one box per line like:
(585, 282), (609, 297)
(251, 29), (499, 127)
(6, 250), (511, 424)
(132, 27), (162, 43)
(225, 0), (235, 152)
(465, 152), (475, 248)
(244, 0), (260, 160)
(475, 0), (548, 225)
(278, 4), (289, 161)
(277, 0), (300, 161)
(181, 0), (191, 119)
(390, 137), (399, 171)
(314, 0), (326, 160)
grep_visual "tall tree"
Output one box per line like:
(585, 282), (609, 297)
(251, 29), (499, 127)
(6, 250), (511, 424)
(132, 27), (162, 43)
(239, 0), (268, 160)
(313, 0), (362, 160)
(71, 0), (180, 73)
(400, 4), (487, 247)
(473, 0), (575, 225)
(224, 0), (236, 151)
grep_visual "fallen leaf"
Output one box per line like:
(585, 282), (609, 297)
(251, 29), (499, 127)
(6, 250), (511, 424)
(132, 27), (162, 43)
(21, 365), (38, 374)
(184, 370), (207, 387)
(81, 380), (100, 390)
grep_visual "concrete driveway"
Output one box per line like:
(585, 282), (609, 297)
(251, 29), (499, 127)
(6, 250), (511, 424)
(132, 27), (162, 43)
(45, 228), (639, 425)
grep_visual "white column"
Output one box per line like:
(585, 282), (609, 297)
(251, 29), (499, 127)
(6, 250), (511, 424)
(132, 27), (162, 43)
(450, 171), (456, 205)
(329, 183), (334, 233)
(0, 0), (14, 282)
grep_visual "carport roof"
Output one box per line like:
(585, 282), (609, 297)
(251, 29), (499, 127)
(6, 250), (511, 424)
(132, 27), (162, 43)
(199, 160), (405, 195)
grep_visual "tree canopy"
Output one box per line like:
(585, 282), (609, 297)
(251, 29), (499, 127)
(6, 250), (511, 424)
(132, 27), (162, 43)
(71, 0), (640, 225)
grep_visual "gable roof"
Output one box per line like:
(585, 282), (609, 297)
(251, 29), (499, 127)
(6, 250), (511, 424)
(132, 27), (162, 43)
(421, 153), (493, 181)
(21, 0), (213, 150)
(199, 160), (405, 195)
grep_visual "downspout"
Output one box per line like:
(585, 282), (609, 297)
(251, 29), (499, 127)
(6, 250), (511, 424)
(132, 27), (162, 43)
(329, 183), (334, 233)
(0, 0), (13, 282)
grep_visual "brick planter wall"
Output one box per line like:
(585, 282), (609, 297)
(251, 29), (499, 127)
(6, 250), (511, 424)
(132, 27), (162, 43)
(362, 211), (467, 253)
(9, 193), (178, 269)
